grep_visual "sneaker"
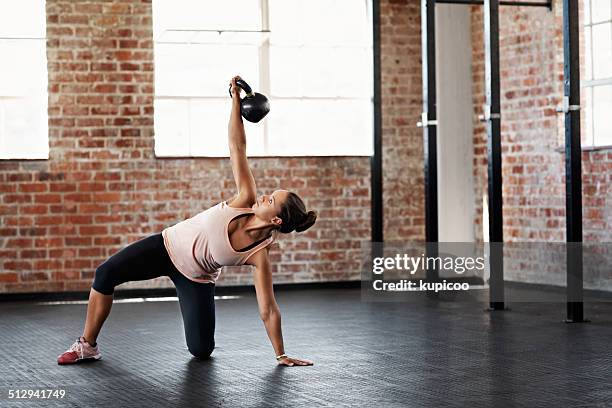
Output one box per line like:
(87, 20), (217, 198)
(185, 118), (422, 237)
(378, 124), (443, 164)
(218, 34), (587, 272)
(57, 336), (101, 365)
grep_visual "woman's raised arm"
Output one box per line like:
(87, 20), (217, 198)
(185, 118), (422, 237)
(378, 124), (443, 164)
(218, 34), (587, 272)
(228, 76), (257, 207)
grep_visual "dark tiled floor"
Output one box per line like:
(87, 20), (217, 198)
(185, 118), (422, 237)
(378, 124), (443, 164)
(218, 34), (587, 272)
(0, 287), (611, 407)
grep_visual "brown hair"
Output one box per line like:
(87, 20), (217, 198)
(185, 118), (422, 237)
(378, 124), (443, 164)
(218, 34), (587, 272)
(278, 192), (317, 234)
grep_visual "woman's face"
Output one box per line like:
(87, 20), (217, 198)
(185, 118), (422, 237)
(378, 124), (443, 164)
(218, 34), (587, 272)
(252, 189), (289, 226)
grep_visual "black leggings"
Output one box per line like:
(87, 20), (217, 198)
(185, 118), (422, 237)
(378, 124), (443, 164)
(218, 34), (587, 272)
(92, 232), (215, 359)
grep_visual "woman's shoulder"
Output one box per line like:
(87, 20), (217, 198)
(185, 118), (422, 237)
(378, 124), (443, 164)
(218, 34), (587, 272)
(225, 193), (256, 210)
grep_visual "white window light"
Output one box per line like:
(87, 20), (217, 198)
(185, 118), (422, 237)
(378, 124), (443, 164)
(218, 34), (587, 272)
(152, 0), (374, 157)
(582, 0), (612, 147)
(0, 0), (49, 160)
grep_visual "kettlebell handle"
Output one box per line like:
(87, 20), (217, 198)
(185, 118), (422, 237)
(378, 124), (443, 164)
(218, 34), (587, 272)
(228, 79), (253, 98)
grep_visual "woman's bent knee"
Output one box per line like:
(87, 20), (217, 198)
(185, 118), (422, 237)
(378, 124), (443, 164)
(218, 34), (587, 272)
(188, 340), (215, 359)
(92, 262), (116, 296)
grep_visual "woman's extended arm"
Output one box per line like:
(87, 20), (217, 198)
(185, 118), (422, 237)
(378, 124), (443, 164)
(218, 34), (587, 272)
(228, 76), (257, 207)
(247, 248), (314, 366)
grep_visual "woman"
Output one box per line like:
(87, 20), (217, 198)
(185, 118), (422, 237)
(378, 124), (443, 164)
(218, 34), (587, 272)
(57, 76), (316, 367)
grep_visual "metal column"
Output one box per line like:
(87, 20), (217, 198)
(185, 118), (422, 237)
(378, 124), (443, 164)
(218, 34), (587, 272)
(562, 0), (586, 323)
(372, 0), (383, 246)
(420, 0), (439, 283)
(436, 0), (552, 8)
(483, 0), (505, 310)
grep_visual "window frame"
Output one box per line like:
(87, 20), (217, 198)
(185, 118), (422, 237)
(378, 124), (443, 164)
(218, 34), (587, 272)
(152, 0), (375, 158)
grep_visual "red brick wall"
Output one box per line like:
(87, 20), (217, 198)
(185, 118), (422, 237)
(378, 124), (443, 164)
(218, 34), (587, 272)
(471, 4), (565, 242)
(380, 0), (425, 241)
(0, 0), (424, 294)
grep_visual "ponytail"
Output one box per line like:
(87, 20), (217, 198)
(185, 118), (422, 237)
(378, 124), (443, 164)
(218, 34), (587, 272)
(295, 211), (317, 233)
(278, 193), (317, 234)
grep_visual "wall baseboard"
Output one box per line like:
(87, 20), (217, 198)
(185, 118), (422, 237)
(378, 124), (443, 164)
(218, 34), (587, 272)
(2, 278), (609, 303)
(0, 280), (362, 303)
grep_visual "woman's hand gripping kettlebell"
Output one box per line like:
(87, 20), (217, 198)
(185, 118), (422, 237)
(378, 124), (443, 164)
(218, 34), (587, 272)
(229, 76), (242, 103)
(228, 75), (270, 123)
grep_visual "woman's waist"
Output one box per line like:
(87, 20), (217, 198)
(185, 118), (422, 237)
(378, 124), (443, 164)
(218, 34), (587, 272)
(162, 229), (221, 280)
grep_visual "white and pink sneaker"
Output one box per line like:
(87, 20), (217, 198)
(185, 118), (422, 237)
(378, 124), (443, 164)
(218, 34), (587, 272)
(57, 336), (101, 365)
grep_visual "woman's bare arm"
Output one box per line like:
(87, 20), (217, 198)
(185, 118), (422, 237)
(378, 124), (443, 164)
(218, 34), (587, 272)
(228, 76), (257, 207)
(246, 248), (314, 366)
(248, 248), (285, 356)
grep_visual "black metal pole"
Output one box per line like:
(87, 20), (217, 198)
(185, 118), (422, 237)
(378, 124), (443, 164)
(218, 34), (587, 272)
(435, 0), (551, 7)
(420, 0), (439, 285)
(371, 0), (383, 246)
(562, 0), (586, 323)
(484, 0), (505, 310)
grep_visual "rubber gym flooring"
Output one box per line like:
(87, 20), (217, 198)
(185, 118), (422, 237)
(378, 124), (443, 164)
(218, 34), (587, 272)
(1, 286), (611, 407)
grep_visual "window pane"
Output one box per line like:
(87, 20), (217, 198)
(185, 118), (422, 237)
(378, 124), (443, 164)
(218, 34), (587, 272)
(0, 39), (48, 96)
(590, 0), (611, 24)
(335, 47), (373, 98)
(593, 85), (612, 146)
(153, 0), (261, 40)
(0, 0), (46, 38)
(269, 0), (303, 44)
(269, 47), (303, 96)
(302, 0), (371, 46)
(584, 26), (592, 81)
(592, 22), (612, 79)
(267, 99), (373, 156)
(300, 47), (371, 97)
(584, 86), (594, 146)
(269, 0), (371, 47)
(0, 96), (48, 159)
(270, 46), (372, 97)
(153, 99), (190, 156)
(155, 43), (259, 97)
(584, 0), (591, 24)
(189, 99), (264, 157)
(297, 47), (339, 97)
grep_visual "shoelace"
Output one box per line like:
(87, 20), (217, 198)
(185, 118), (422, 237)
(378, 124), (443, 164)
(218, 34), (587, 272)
(68, 337), (85, 359)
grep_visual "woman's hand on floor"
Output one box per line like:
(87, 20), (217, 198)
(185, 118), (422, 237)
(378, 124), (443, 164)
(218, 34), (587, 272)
(277, 356), (314, 367)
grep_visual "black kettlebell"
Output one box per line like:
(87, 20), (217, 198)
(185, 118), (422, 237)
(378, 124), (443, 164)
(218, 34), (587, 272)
(228, 79), (270, 123)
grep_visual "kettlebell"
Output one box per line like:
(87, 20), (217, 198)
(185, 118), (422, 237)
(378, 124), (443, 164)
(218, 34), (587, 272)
(228, 79), (270, 123)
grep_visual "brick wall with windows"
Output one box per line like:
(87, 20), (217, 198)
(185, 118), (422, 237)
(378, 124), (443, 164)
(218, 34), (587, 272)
(0, 0), (425, 293)
(4, 0), (608, 295)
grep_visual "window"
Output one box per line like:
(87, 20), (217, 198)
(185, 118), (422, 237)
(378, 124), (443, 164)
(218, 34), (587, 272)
(0, 0), (49, 160)
(152, 0), (373, 157)
(583, 0), (612, 147)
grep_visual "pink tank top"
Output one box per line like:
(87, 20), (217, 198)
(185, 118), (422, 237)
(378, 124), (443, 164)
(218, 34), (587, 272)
(162, 201), (277, 284)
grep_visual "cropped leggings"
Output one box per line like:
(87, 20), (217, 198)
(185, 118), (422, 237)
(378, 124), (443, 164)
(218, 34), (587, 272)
(92, 232), (215, 359)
